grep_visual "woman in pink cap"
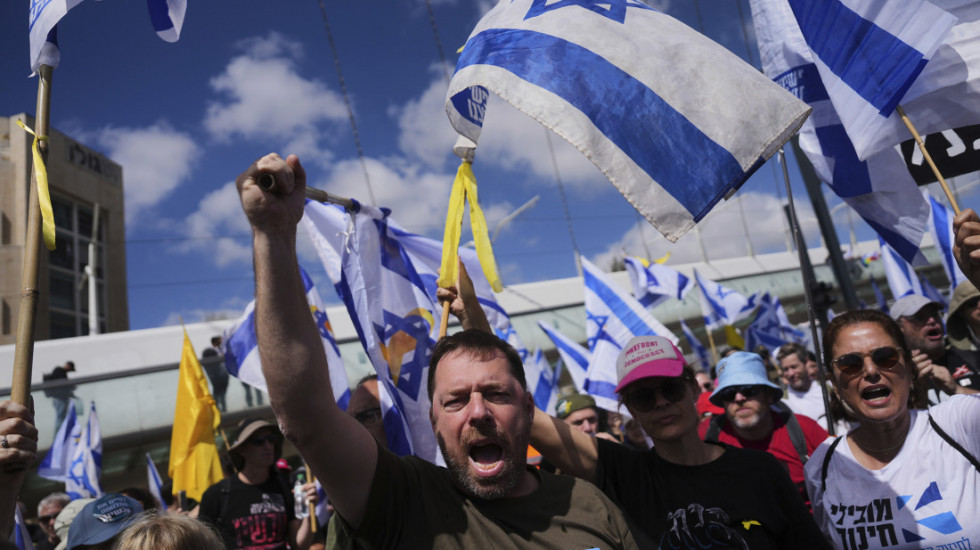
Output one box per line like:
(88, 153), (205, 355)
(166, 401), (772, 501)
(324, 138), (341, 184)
(529, 335), (828, 549)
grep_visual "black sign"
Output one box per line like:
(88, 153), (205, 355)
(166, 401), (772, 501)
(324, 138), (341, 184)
(901, 124), (980, 185)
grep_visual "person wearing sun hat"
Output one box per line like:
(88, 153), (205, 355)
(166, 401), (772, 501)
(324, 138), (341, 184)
(699, 351), (828, 511)
(197, 418), (317, 550)
(530, 335), (827, 548)
(65, 494), (142, 550)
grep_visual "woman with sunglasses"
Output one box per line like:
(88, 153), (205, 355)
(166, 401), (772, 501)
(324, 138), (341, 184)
(805, 309), (980, 548)
(529, 335), (827, 549)
(197, 418), (317, 550)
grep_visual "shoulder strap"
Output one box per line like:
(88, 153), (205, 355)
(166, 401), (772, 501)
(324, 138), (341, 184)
(217, 477), (233, 532)
(820, 436), (844, 492)
(704, 415), (723, 443)
(780, 407), (809, 466)
(928, 413), (980, 473)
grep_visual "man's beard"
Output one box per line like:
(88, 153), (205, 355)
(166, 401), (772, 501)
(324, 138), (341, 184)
(437, 422), (530, 500)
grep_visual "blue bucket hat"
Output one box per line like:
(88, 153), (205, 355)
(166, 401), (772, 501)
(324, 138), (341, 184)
(66, 493), (143, 549)
(709, 351), (782, 407)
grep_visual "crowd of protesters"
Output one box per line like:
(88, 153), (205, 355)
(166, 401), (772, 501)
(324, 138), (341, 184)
(2, 153), (980, 548)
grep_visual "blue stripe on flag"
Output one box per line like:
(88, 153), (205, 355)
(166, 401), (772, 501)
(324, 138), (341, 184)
(584, 379), (618, 402)
(931, 197), (958, 283)
(773, 63), (829, 104)
(146, 0), (175, 33)
(224, 310), (256, 377)
(457, 28), (745, 219)
(789, 0), (929, 116)
(872, 218), (921, 266)
(584, 268), (654, 337)
(814, 124), (872, 196)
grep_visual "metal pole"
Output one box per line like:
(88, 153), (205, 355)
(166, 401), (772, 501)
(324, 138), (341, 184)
(778, 151), (836, 436)
(88, 204), (100, 335)
(11, 65), (54, 406)
(789, 138), (860, 311)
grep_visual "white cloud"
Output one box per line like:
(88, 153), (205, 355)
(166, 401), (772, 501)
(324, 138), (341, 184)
(175, 181), (254, 266)
(95, 123), (199, 224)
(203, 32), (348, 160)
(591, 191), (821, 270)
(391, 68), (459, 169)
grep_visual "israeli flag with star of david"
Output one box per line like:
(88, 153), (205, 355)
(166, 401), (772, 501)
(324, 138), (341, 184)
(623, 256), (692, 308)
(694, 270), (759, 330)
(37, 400), (79, 482)
(65, 402), (103, 499)
(524, 348), (562, 413)
(924, 190), (968, 290)
(537, 321), (589, 394)
(880, 237), (925, 300)
(582, 257), (677, 412)
(223, 265), (351, 411)
(446, 0), (810, 242)
(744, 292), (805, 354)
(679, 319), (711, 370)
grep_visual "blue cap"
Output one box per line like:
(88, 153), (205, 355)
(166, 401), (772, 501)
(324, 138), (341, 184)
(709, 351), (782, 407)
(67, 493), (143, 549)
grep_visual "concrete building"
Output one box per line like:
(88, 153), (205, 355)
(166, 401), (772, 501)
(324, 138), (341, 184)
(0, 113), (129, 344)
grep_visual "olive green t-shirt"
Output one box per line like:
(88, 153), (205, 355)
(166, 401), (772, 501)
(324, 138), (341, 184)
(337, 445), (638, 549)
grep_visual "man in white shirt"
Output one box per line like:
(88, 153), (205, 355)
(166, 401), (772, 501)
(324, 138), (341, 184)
(776, 343), (829, 430)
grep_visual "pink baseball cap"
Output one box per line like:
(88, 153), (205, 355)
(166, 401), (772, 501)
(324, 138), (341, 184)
(615, 335), (687, 392)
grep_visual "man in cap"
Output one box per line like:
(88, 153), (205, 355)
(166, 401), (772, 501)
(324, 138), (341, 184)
(234, 154), (636, 549)
(699, 352), (828, 509)
(891, 294), (979, 404)
(777, 343), (831, 430)
(33, 492), (70, 550)
(554, 394), (601, 435)
(940, 281), (980, 392)
(65, 494), (141, 550)
(197, 418), (317, 550)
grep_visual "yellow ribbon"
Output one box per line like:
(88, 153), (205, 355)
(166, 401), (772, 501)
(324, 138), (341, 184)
(16, 120), (56, 251)
(438, 160), (502, 293)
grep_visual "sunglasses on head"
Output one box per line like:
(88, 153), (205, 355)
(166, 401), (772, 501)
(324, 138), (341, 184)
(623, 379), (689, 412)
(714, 385), (766, 404)
(832, 346), (903, 376)
(248, 433), (282, 446)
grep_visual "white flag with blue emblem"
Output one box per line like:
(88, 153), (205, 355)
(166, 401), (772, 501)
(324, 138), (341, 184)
(925, 190), (968, 289)
(694, 270), (759, 330)
(537, 321), (589, 394)
(623, 256), (692, 309)
(223, 265), (351, 411)
(679, 319), (711, 370)
(749, 0), (935, 265)
(582, 258), (677, 412)
(773, 0), (957, 161)
(37, 400), (78, 481)
(880, 238), (925, 299)
(302, 201), (440, 462)
(13, 505), (33, 550)
(524, 348), (562, 414)
(146, 452), (168, 510)
(29, 0), (187, 74)
(446, 0), (810, 242)
(65, 402), (103, 499)
(744, 292), (805, 353)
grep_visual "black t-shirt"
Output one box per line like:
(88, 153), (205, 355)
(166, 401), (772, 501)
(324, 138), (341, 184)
(198, 475), (296, 550)
(595, 439), (829, 549)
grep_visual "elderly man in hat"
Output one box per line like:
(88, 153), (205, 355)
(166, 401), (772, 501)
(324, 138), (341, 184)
(197, 418), (317, 550)
(891, 294), (980, 405)
(699, 352), (828, 510)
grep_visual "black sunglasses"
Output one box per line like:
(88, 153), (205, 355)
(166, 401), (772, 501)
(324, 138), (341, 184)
(248, 433), (282, 446)
(832, 346), (903, 376)
(623, 379), (689, 412)
(714, 385), (766, 404)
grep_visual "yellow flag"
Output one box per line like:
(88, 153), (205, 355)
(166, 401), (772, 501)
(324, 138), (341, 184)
(724, 325), (746, 351)
(168, 330), (224, 501)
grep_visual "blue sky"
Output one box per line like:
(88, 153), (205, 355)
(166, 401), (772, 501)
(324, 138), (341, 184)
(0, 0), (919, 330)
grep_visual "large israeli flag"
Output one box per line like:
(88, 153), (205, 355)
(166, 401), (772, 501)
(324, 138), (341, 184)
(582, 258), (677, 411)
(881, 238), (925, 299)
(537, 321), (589, 394)
(744, 292), (805, 353)
(524, 348), (561, 414)
(446, 0), (810, 242)
(223, 266), (351, 411)
(302, 201), (440, 462)
(694, 270), (759, 330)
(925, 191), (968, 289)
(37, 400), (78, 481)
(750, 0), (933, 265)
(679, 319), (711, 370)
(65, 402), (103, 499)
(778, 0), (957, 161)
(29, 0), (187, 73)
(623, 256), (692, 309)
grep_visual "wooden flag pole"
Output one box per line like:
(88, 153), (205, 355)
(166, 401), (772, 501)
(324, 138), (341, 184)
(896, 105), (960, 214)
(11, 64), (54, 407)
(705, 325), (719, 367)
(304, 461), (318, 533)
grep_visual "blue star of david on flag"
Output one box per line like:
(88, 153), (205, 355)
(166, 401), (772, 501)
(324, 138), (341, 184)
(525, 0), (655, 24)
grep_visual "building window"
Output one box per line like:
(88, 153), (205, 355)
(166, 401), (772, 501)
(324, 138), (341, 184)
(48, 195), (107, 339)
